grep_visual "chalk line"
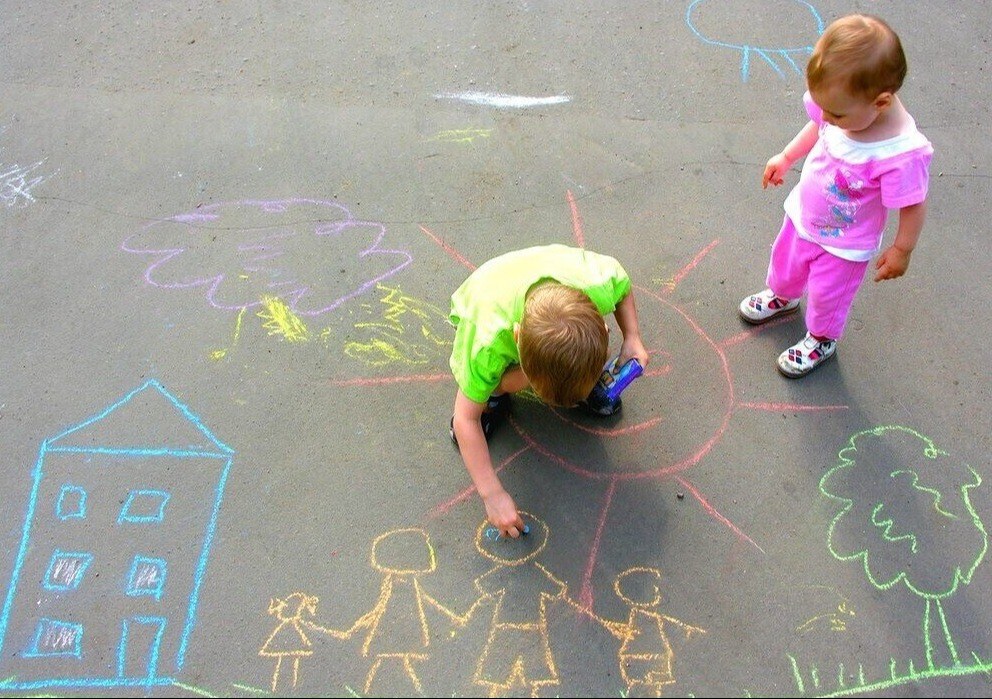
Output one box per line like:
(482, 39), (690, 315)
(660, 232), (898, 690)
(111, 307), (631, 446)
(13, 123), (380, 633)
(434, 91), (571, 109)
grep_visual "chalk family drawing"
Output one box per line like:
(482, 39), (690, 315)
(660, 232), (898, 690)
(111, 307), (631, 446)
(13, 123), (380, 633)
(260, 518), (706, 697)
(0, 380), (234, 692)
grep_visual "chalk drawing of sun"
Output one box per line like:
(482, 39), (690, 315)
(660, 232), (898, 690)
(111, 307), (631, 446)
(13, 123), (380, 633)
(333, 190), (847, 611)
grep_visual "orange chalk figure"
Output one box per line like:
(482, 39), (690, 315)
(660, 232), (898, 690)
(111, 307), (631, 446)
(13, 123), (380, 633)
(259, 592), (327, 692)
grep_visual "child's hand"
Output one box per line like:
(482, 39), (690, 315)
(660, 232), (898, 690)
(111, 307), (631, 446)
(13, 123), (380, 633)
(874, 246), (912, 281)
(619, 335), (649, 370)
(483, 490), (526, 538)
(762, 152), (792, 189)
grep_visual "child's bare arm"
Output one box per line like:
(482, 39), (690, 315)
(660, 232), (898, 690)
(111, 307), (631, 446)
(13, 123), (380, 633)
(452, 389), (526, 537)
(614, 291), (649, 369)
(763, 120), (819, 188)
(875, 201), (926, 281)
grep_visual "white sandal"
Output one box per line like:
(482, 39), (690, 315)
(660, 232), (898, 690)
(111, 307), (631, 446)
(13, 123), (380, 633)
(777, 333), (836, 378)
(739, 289), (800, 324)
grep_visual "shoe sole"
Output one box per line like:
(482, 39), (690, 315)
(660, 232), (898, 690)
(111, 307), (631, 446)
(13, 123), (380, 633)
(776, 348), (836, 379)
(738, 303), (800, 326)
(579, 398), (622, 417)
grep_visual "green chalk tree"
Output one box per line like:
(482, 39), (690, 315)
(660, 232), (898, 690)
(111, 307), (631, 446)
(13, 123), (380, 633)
(819, 426), (987, 670)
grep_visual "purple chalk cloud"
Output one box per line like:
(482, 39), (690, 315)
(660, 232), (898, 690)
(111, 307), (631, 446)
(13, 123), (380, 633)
(122, 198), (412, 316)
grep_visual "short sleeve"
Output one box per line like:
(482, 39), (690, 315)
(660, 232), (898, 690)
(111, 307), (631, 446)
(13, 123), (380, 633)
(879, 146), (933, 209)
(449, 323), (509, 404)
(803, 91), (825, 126)
(579, 252), (631, 316)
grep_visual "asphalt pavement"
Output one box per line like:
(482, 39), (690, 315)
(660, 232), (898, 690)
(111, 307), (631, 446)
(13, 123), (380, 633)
(0, 2), (990, 697)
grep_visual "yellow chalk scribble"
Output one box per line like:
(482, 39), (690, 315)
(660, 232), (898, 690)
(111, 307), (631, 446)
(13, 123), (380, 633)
(796, 595), (856, 634)
(210, 308), (246, 360)
(343, 283), (452, 366)
(258, 296), (309, 343)
(430, 128), (493, 144)
(651, 276), (678, 292)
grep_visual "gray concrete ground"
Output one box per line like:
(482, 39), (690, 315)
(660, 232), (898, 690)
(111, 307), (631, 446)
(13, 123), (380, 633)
(1, 1), (990, 697)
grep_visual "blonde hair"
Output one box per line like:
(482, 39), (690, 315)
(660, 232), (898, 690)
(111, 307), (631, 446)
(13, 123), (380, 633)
(807, 14), (907, 99)
(518, 282), (608, 407)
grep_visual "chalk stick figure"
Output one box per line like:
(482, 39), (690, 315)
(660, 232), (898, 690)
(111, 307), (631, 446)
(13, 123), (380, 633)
(259, 591), (331, 692)
(470, 513), (567, 698)
(308, 527), (467, 695)
(604, 567), (706, 697)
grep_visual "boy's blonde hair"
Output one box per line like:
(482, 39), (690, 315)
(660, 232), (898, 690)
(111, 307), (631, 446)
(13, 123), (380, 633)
(518, 282), (608, 407)
(807, 14), (907, 99)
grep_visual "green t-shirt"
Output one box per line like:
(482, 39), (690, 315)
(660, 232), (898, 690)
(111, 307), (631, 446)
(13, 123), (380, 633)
(448, 244), (631, 403)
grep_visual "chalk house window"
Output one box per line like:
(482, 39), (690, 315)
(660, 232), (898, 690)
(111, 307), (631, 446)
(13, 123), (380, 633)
(43, 550), (93, 592)
(25, 618), (83, 658)
(117, 489), (170, 524)
(125, 556), (167, 601)
(55, 484), (87, 520)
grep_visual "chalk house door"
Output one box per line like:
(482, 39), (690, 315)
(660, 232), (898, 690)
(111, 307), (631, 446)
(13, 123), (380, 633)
(117, 616), (166, 680)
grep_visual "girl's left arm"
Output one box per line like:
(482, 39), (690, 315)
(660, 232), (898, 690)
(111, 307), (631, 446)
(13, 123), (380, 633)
(875, 201), (927, 282)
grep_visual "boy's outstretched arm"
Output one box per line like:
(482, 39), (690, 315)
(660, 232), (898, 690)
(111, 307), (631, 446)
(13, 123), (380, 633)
(614, 291), (649, 369)
(452, 389), (526, 538)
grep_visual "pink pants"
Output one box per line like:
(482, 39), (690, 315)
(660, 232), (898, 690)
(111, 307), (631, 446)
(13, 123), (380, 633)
(766, 217), (869, 341)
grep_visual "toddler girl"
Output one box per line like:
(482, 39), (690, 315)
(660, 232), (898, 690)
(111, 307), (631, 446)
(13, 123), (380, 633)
(739, 14), (933, 377)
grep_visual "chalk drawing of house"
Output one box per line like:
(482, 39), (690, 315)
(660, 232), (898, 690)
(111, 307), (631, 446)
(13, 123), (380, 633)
(0, 379), (234, 691)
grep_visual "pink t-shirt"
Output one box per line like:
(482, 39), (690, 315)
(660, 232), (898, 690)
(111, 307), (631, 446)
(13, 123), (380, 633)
(784, 92), (933, 261)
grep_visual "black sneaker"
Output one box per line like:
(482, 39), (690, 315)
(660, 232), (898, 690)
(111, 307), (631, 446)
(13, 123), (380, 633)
(579, 394), (622, 417)
(450, 393), (512, 446)
(578, 379), (622, 416)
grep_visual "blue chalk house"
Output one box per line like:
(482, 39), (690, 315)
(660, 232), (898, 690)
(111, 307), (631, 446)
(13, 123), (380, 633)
(0, 380), (234, 691)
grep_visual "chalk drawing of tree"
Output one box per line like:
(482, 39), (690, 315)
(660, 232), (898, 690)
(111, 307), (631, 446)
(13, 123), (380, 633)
(819, 426), (988, 670)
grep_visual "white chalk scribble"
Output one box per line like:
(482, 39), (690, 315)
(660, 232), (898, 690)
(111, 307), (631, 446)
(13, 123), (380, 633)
(1, 157), (51, 208)
(434, 91), (571, 109)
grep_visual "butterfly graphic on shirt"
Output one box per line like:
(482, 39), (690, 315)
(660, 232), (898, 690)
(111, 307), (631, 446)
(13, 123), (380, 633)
(819, 169), (864, 237)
